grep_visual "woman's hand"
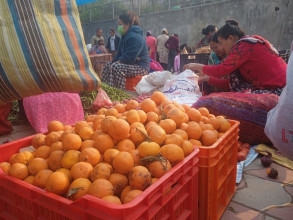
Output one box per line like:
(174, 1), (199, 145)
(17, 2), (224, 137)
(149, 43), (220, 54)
(198, 74), (209, 83)
(183, 63), (204, 74)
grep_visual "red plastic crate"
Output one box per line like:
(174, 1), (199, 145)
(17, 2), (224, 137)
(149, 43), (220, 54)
(125, 76), (143, 91)
(0, 137), (199, 220)
(198, 120), (239, 220)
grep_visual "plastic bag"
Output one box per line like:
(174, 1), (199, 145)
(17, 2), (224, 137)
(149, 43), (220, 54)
(265, 54), (293, 161)
(161, 70), (202, 106)
(93, 88), (113, 111)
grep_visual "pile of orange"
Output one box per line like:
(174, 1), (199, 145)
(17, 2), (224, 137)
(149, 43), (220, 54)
(0, 91), (231, 205)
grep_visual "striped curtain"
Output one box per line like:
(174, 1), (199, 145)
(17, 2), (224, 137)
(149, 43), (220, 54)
(0, 0), (100, 106)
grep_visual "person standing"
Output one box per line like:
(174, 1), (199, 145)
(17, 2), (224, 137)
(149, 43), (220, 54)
(165, 34), (179, 72)
(156, 28), (169, 70)
(91, 28), (104, 46)
(195, 25), (217, 50)
(146, 31), (157, 60)
(106, 29), (120, 57)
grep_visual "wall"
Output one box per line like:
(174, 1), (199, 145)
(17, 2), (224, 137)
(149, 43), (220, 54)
(82, 0), (293, 50)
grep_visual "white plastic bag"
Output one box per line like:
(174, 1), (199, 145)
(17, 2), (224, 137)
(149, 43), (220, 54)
(265, 54), (293, 160)
(161, 70), (202, 106)
(135, 76), (159, 95)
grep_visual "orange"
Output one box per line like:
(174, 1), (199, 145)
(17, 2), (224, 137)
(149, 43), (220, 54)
(148, 125), (166, 145)
(201, 124), (214, 131)
(161, 99), (172, 108)
(79, 126), (94, 140)
(117, 139), (135, 152)
(8, 163), (29, 180)
(103, 149), (120, 165)
(10, 151), (34, 165)
(201, 116), (210, 124)
(172, 129), (188, 140)
(48, 150), (64, 171)
(217, 116), (231, 133)
(91, 130), (104, 141)
(109, 173), (129, 196)
(129, 122), (145, 131)
(34, 169), (53, 188)
(105, 108), (119, 118)
(208, 117), (221, 130)
(50, 141), (63, 153)
(129, 127), (148, 146)
(140, 98), (156, 113)
(198, 107), (209, 117)
(164, 133), (184, 147)
(91, 162), (113, 181)
(128, 166), (151, 190)
(179, 123), (189, 131)
(146, 112), (159, 123)
(125, 100), (139, 110)
(163, 104), (176, 114)
(31, 134), (46, 149)
(48, 120), (64, 133)
(102, 195), (121, 204)
(64, 125), (74, 132)
(88, 179), (114, 199)
(86, 114), (98, 122)
(112, 152), (134, 174)
(109, 119), (130, 141)
(137, 110), (147, 124)
(28, 158), (48, 175)
(159, 119), (177, 134)
(181, 104), (191, 112)
(94, 134), (114, 154)
(137, 141), (160, 158)
(126, 109), (140, 124)
(182, 140), (194, 157)
(74, 121), (89, 134)
(0, 162), (11, 174)
(24, 175), (35, 185)
(129, 149), (141, 166)
(80, 140), (95, 151)
(148, 159), (171, 178)
(33, 145), (51, 159)
(71, 162), (93, 180)
(114, 103), (126, 113)
(45, 171), (70, 195)
(189, 139), (202, 146)
(56, 168), (73, 183)
(187, 108), (201, 122)
(160, 144), (185, 167)
(45, 131), (61, 146)
(201, 130), (218, 146)
(183, 112), (189, 123)
(67, 178), (92, 200)
(124, 190), (143, 204)
(120, 185), (132, 203)
(97, 107), (107, 115)
(61, 150), (81, 169)
(167, 108), (185, 127)
(62, 133), (82, 151)
(79, 147), (101, 167)
(151, 91), (167, 105)
(145, 121), (158, 134)
(151, 178), (159, 184)
(186, 122), (203, 140)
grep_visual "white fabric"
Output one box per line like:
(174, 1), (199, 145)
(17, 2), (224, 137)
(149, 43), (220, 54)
(110, 36), (115, 51)
(265, 53), (293, 160)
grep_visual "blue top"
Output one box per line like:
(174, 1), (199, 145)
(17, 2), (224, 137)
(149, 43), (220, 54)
(113, 25), (150, 71)
(208, 52), (220, 65)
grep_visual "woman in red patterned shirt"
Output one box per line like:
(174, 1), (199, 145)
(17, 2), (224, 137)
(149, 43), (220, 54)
(184, 23), (287, 95)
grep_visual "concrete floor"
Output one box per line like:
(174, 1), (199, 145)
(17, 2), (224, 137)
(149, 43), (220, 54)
(1, 124), (293, 220)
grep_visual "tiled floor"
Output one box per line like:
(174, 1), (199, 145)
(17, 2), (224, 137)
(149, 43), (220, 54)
(1, 124), (293, 220)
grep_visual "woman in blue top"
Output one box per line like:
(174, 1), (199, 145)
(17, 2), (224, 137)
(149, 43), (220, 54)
(101, 12), (150, 89)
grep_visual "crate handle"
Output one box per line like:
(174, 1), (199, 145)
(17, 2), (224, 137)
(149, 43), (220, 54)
(188, 55), (196, 59)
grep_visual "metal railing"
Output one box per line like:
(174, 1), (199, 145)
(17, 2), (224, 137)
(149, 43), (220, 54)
(78, 0), (222, 23)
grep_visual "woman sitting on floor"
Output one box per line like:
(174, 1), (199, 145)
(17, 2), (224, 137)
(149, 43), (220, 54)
(184, 23), (287, 95)
(101, 12), (149, 90)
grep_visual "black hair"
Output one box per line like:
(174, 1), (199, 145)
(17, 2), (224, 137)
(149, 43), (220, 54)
(202, 25), (216, 36)
(146, 31), (151, 37)
(110, 28), (115, 33)
(180, 43), (188, 51)
(96, 28), (101, 32)
(225, 19), (239, 26)
(208, 31), (219, 43)
(217, 23), (245, 39)
(174, 34), (178, 37)
(119, 12), (140, 26)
